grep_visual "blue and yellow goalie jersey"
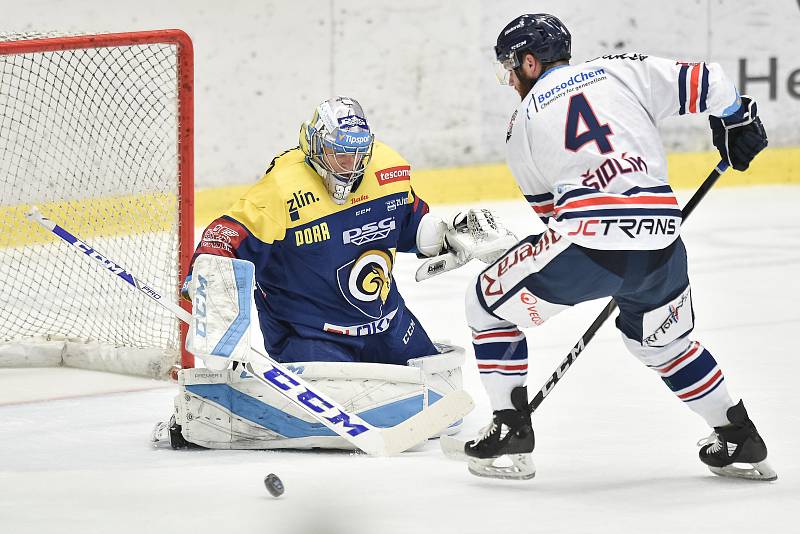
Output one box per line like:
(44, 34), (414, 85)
(190, 142), (430, 346)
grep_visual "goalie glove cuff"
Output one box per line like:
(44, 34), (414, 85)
(416, 213), (449, 257)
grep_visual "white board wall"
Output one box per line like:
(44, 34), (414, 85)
(8, 0), (800, 186)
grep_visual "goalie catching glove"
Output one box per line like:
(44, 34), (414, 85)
(415, 209), (517, 281)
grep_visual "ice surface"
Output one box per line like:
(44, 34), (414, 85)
(1, 186), (798, 534)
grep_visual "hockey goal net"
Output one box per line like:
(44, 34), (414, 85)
(0, 30), (194, 379)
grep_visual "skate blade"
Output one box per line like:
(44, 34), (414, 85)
(708, 460), (777, 482)
(467, 454), (536, 481)
(150, 421), (172, 448)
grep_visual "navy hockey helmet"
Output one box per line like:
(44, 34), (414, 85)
(495, 14), (571, 77)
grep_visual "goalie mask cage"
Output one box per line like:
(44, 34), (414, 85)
(0, 30), (194, 379)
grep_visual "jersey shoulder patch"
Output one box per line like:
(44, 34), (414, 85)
(224, 148), (319, 242)
(587, 52), (649, 63)
(362, 142), (413, 197)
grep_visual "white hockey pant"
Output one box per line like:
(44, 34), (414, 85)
(465, 232), (735, 426)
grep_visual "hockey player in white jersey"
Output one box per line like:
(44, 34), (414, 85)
(461, 14), (774, 481)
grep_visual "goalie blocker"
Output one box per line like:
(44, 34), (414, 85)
(184, 254), (256, 371)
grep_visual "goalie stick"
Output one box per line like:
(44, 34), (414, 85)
(25, 207), (474, 457)
(441, 161), (729, 460)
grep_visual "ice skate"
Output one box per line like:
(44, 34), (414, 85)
(698, 400), (776, 481)
(151, 414), (200, 450)
(464, 387), (535, 480)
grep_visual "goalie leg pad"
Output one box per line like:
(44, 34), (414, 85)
(408, 343), (464, 436)
(415, 213), (448, 257)
(172, 346), (465, 449)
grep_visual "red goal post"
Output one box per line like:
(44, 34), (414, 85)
(0, 30), (195, 378)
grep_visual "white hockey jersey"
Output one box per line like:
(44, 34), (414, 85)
(506, 53), (740, 250)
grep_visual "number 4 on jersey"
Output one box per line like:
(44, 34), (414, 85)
(564, 93), (614, 154)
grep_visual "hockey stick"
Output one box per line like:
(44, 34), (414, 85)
(526, 161), (730, 414)
(440, 161), (730, 460)
(25, 207), (474, 457)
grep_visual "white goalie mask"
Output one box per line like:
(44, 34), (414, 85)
(299, 96), (375, 204)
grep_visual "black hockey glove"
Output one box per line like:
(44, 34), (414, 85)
(708, 95), (767, 171)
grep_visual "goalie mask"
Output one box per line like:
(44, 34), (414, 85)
(300, 96), (375, 204)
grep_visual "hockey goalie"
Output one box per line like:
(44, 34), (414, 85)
(153, 96), (515, 450)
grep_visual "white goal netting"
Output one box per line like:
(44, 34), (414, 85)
(0, 31), (194, 379)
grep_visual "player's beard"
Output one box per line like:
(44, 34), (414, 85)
(513, 68), (537, 100)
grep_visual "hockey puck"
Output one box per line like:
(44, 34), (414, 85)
(264, 473), (284, 497)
